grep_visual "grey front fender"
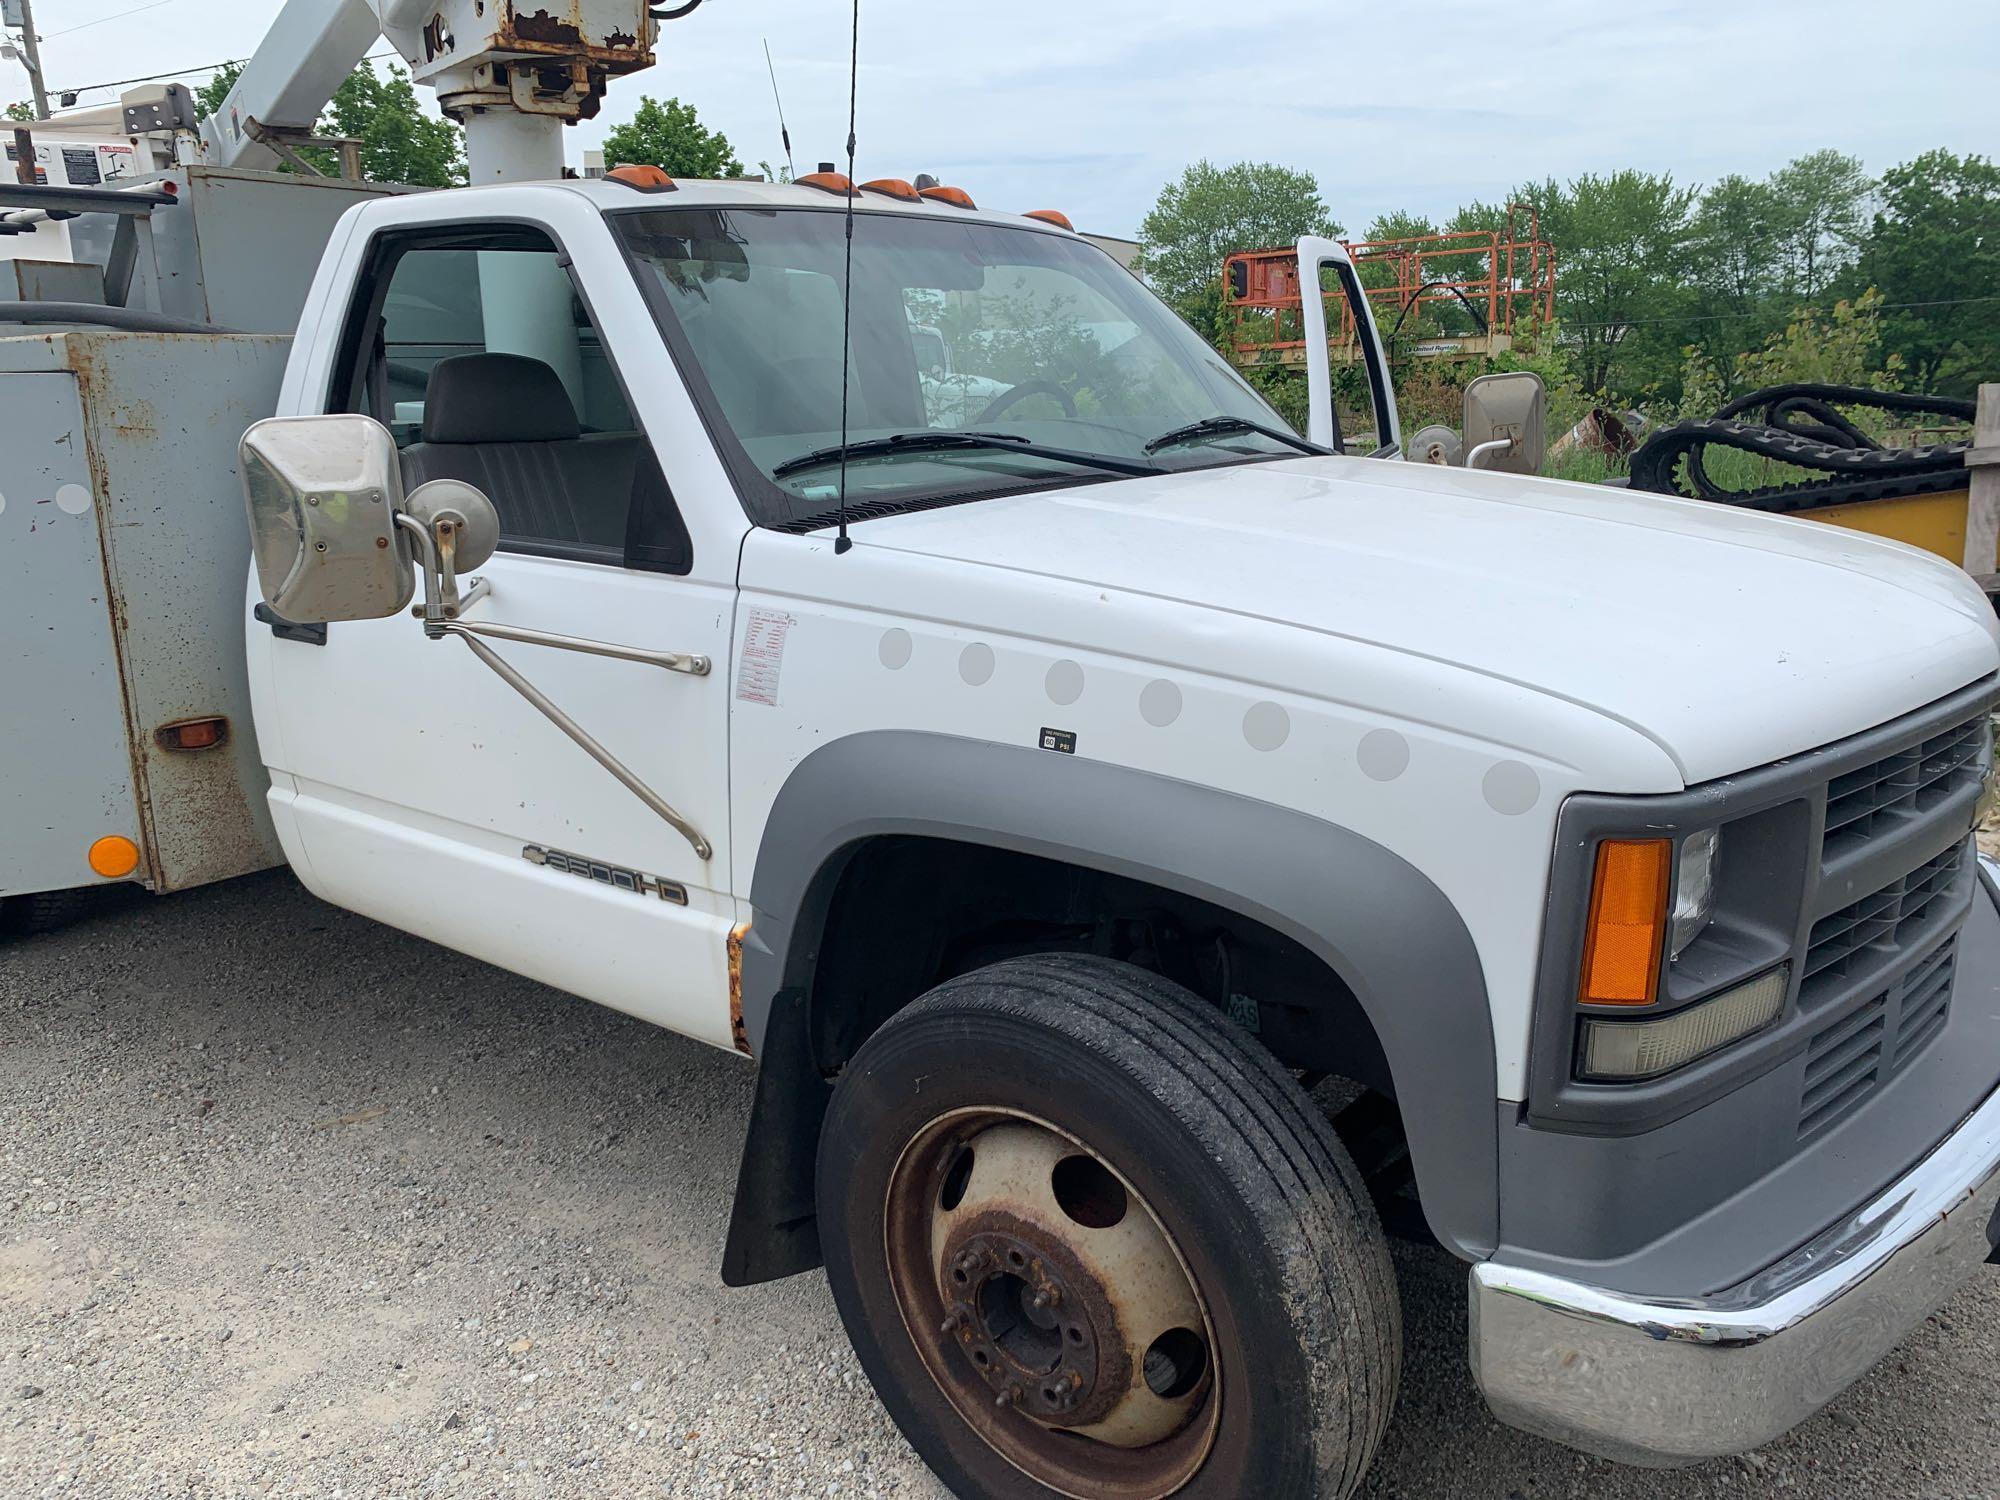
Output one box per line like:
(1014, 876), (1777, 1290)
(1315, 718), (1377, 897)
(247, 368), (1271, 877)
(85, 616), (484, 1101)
(724, 731), (1498, 1283)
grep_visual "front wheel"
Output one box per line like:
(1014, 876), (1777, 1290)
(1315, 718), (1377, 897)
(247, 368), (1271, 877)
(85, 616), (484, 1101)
(817, 954), (1400, 1500)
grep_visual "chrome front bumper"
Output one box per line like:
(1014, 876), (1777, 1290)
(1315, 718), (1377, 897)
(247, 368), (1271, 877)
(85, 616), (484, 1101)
(1470, 861), (2000, 1468)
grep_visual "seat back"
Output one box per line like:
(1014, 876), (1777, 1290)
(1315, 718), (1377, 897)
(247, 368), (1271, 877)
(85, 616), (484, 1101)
(399, 352), (640, 549)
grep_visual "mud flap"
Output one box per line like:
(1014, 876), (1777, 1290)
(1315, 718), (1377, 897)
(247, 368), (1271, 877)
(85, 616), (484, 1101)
(721, 986), (833, 1286)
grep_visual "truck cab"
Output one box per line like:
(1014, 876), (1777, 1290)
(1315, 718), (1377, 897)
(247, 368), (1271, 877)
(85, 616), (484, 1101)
(233, 174), (2000, 1498)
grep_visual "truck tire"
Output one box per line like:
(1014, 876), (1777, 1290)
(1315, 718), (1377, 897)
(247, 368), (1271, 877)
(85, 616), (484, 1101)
(1, 888), (92, 935)
(817, 953), (1400, 1500)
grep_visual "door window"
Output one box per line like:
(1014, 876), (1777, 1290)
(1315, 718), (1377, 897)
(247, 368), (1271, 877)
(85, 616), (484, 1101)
(338, 225), (690, 572)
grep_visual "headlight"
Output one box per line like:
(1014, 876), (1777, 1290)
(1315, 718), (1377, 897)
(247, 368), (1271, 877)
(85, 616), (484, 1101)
(1669, 827), (1719, 960)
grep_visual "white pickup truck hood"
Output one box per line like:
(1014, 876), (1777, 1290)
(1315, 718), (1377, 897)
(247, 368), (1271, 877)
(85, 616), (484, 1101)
(853, 455), (2000, 785)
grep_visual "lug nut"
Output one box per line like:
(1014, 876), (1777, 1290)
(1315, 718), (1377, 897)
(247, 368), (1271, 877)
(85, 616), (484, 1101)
(952, 1249), (988, 1281)
(994, 1383), (1023, 1408)
(1030, 1285), (1061, 1311)
(939, 1309), (966, 1335)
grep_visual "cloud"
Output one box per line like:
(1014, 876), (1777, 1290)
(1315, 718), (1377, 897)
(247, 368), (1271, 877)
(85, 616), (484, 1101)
(17, 0), (1996, 244)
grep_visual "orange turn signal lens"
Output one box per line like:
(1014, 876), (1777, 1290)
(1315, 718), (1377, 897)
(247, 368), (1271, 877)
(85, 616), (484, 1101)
(156, 716), (227, 751)
(87, 834), (141, 880)
(606, 164), (676, 191)
(797, 171), (856, 196)
(1579, 839), (1670, 1006)
(860, 177), (921, 202)
(918, 184), (977, 210)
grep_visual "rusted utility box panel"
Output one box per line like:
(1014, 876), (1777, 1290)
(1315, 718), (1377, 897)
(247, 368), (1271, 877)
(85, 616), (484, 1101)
(0, 330), (290, 898)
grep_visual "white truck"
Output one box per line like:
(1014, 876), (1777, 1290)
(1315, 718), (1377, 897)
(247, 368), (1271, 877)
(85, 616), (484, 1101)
(226, 169), (2000, 1494)
(9, 8), (2000, 1498)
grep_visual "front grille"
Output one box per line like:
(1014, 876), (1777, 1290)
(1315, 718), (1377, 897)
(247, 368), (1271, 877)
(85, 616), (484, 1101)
(1801, 842), (1968, 993)
(1799, 937), (1958, 1138)
(1821, 711), (1988, 860)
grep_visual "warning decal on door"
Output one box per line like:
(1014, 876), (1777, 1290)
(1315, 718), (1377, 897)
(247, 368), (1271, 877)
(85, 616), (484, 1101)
(734, 608), (795, 706)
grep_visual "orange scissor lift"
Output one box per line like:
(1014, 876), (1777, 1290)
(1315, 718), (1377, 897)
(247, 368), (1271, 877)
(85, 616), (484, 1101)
(1222, 204), (1556, 370)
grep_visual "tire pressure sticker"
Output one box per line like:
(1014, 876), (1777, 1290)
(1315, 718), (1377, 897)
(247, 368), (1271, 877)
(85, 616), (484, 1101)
(735, 608), (795, 706)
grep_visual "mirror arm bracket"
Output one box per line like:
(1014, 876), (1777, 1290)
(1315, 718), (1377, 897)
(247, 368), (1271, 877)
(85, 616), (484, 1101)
(392, 512), (714, 858)
(441, 626), (714, 861)
(445, 618), (710, 676)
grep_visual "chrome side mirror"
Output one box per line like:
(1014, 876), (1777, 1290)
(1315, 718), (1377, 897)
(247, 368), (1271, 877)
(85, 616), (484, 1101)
(240, 416), (504, 631)
(240, 414), (414, 622)
(401, 478), (501, 626)
(1463, 371), (1547, 474)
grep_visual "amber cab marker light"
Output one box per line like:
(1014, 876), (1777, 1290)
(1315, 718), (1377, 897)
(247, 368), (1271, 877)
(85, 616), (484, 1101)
(1579, 838), (1671, 1006)
(1024, 209), (1074, 231)
(798, 171), (856, 196)
(606, 164), (676, 191)
(87, 835), (141, 880)
(918, 184), (977, 210)
(860, 177), (921, 202)
(156, 716), (226, 751)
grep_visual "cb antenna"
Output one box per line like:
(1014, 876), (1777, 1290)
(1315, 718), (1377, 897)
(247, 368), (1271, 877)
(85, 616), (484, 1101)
(762, 39), (795, 182)
(832, 0), (860, 555)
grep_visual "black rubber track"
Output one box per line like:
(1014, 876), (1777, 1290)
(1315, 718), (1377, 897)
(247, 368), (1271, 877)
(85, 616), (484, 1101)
(1629, 418), (1969, 512)
(821, 953), (1401, 1499)
(1629, 384), (1975, 515)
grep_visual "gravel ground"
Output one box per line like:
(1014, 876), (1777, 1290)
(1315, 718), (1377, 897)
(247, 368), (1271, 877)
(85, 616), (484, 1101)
(3, 870), (1998, 1499)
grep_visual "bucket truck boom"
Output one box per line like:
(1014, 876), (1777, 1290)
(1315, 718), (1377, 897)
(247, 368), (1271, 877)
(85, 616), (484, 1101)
(196, 0), (655, 184)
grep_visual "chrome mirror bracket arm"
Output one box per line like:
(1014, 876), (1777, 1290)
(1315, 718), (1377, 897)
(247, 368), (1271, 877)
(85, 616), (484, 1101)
(442, 626), (713, 860)
(397, 511), (714, 859)
(395, 510), (450, 635)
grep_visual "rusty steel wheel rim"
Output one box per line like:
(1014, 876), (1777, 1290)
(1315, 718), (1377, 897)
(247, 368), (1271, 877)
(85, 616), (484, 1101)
(884, 1107), (1221, 1500)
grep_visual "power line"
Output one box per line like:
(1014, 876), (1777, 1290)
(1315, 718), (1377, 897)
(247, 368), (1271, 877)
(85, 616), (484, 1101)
(43, 0), (179, 40)
(1559, 295), (2000, 334)
(52, 55), (246, 95)
(51, 49), (400, 99)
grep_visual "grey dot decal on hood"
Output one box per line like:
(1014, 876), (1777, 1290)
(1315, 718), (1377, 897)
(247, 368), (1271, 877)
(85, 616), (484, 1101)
(1483, 760), (1541, 816)
(1046, 660), (1085, 706)
(1357, 729), (1410, 782)
(1243, 701), (1290, 752)
(959, 642), (995, 686)
(1140, 679), (1183, 727)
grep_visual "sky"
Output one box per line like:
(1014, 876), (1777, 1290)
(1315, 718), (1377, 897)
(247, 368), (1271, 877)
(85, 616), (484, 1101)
(9, 0), (1998, 241)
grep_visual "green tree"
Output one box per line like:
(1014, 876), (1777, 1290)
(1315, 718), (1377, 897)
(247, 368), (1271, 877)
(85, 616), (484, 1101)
(4, 100), (34, 122)
(194, 59), (463, 187)
(193, 63), (240, 121)
(1853, 148), (2000, 394)
(601, 96), (745, 181)
(1136, 159), (1339, 331)
(1678, 288), (1905, 416)
(1770, 149), (1871, 300)
(1687, 174), (1784, 309)
(1363, 209), (1437, 244)
(1511, 170), (1697, 395)
(1679, 173), (1787, 390)
(322, 60), (464, 187)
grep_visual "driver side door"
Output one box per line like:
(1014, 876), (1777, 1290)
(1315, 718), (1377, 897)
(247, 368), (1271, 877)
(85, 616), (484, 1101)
(250, 211), (741, 1049)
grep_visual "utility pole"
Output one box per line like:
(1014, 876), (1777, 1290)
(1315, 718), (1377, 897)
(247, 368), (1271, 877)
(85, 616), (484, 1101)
(8, 0), (49, 120)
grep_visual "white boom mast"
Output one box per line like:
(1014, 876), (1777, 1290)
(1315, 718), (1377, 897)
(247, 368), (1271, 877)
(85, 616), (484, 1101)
(198, 0), (656, 184)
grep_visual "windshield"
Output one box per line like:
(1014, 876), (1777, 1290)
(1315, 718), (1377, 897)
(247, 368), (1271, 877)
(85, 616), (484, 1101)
(613, 207), (1306, 530)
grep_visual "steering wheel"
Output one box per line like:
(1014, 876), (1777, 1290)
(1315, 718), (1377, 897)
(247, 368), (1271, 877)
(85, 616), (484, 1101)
(973, 380), (1077, 423)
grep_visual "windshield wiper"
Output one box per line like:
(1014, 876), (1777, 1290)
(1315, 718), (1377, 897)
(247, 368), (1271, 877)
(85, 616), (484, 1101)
(1143, 415), (1329, 456)
(772, 430), (1157, 480)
